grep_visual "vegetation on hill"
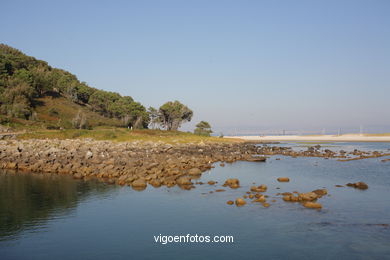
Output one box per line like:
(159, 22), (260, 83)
(0, 44), (148, 129)
(0, 44), (203, 134)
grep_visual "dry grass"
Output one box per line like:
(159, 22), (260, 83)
(18, 128), (242, 144)
(364, 133), (390, 137)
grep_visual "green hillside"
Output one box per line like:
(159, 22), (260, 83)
(0, 44), (148, 130)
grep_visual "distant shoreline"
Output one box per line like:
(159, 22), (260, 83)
(225, 134), (390, 142)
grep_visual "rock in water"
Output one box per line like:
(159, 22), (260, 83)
(262, 202), (270, 208)
(312, 189), (328, 197)
(235, 198), (246, 206)
(188, 168), (202, 176)
(227, 200), (234, 205)
(346, 182), (368, 190)
(132, 178), (147, 189)
(298, 192), (318, 201)
(277, 177), (290, 182)
(176, 176), (193, 186)
(223, 178), (240, 189)
(303, 202), (322, 209)
(246, 156), (267, 162)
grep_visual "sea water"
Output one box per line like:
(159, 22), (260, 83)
(1, 142), (390, 259)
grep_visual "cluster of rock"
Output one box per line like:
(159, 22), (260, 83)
(225, 176), (369, 210)
(227, 181), (326, 209)
(258, 145), (390, 161)
(224, 178), (271, 208)
(0, 139), (267, 190)
(281, 189), (328, 209)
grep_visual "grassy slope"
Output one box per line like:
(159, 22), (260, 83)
(8, 94), (122, 130)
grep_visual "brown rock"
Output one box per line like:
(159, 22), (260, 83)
(253, 195), (266, 203)
(303, 202), (322, 209)
(207, 180), (216, 185)
(73, 173), (83, 179)
(132, 178), (147, 188)
(312, 189), (328, 197)
(227, 200), (234, 205)
(346, 182), (368, 190)
(298, 192), (318, 201)
(188, 168), (202, 176)
(235, 198), (246, 206)
(262, 202), (270, 208)
(176, 176), (193, 186)
(223, 178), (240, 189)
(277, 177), (290, 182)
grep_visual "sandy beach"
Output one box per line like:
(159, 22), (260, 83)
(225, 134), (390, 142)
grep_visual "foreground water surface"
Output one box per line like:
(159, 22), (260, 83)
(1, 142), (390, 259)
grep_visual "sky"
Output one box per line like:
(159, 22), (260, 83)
(2, 0), (390, 134)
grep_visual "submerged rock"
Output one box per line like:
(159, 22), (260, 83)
(227, 200), (234, 205)
(346, 182), (368, 190)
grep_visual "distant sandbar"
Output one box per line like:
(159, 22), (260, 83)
(225, 134), (390, 142)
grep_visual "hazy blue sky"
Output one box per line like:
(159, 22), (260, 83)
(2, 0), (390, 134)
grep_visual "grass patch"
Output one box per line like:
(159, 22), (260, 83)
(18, 128), (242, 144)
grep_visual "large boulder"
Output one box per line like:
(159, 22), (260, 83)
(235, 198), (246, 206)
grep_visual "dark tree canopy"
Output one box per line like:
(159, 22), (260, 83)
(158, 101), (193, 130)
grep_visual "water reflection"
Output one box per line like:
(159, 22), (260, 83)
(0, 170), (115, 241)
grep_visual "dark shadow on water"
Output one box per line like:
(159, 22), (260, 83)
(0, 170), (115, 241)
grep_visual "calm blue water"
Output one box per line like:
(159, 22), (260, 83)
(1, 142), (390, 260)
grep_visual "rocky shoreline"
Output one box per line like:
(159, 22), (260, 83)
(1, 139), (383, 210)
(0, 139), (386, 191)
(0, 139), (267, 190)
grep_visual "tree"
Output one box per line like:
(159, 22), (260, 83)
(194, 121), (212, 136)
(158, 101), (193, 130)
(148, 106), (160, 129)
